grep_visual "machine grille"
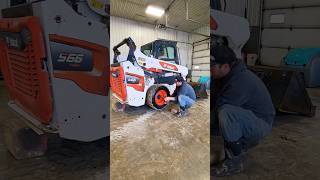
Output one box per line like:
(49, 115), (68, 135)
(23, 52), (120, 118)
(110, 66), (126, 102)
(8, 46), (39, 99)
(0, 16), (52, 124)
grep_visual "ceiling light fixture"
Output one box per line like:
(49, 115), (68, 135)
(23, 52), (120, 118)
(145, 5), (165, 17)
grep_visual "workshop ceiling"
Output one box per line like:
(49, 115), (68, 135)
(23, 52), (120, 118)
(110, 0), (209, 32)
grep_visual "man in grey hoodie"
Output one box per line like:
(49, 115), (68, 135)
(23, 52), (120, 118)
(211, 45), (275, 176)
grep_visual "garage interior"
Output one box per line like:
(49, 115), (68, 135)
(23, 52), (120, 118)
(109, 0), (210, 179)
(1, 0), (320, 179)
(213, 0), (320, 179)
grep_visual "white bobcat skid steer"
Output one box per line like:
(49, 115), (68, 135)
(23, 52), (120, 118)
(110, 37), (188, 110)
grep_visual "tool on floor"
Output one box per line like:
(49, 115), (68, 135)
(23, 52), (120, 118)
(0, 0), (109, 158)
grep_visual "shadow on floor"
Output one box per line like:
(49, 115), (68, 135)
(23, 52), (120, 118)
(212, 99), (320, 180)
(0, 133), (109, 180)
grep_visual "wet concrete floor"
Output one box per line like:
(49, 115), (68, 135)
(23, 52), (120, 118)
(110, 97), (210, 180)
(0, 81), (109, 180)
(213, 89), (320, 180)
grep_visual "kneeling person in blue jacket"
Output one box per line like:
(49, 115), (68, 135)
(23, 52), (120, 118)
(211, 45), (275, 176)
(165, 76), (196, 117)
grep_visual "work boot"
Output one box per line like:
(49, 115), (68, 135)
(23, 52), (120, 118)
(211, 141), (247, 177)
(176, 109), (188, 117)
(171, 107), (180, 114)
(113, 102), (125, 112)
(211, 152), (245, 177)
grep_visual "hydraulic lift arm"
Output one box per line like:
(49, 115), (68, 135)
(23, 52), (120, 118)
(113, 37), (136, 64)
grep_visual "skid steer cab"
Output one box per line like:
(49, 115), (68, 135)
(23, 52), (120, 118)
(110, 37), (188, 110)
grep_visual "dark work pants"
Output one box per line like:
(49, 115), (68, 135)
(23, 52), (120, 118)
(212, 104), (272, 145)
(178, 95), (195, 110)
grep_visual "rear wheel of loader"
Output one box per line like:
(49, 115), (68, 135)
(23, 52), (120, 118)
(146, 85), (169, 110)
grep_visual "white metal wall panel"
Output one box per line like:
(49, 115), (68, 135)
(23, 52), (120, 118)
(189, 25), (210, 82)
(194, 49), (209, 58)
(193, 43), (209, 52)
(262, 29), (320, 48)
(191, 26), (210, 42)
(191, 38), (210, 82)
(177, 42), (190, 68)
(261, 0), (320, 66)
(192, 64), (210, 71)
(263, 8), (320, 27)
(192, 56), (210, 64)
(0, 1), (9, 17)
(110, 16), (190, 67)
(260, 48), (288, 66)
(264, 0), (320, 9)
(192, 71), (211, 77)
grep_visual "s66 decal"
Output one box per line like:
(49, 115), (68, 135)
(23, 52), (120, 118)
(50, 42), (93, 71)
(57, 53), (84, 63)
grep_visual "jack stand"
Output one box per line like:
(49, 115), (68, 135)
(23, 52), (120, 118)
(3, 117), (48, 159)
(113, 102), (126, 112)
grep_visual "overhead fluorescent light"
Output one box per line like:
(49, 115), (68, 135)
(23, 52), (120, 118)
(145, 5), (165, 17)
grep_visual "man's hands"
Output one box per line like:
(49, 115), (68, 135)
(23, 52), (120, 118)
(164, 97), (175, 103)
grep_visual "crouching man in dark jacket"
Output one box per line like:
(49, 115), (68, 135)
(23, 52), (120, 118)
(211, 45), (275, 176)
(165, 76), (196, 117)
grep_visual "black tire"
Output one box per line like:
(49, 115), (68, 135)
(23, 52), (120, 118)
(146, 85), (169, 110)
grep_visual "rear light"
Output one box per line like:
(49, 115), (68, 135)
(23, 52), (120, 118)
(110, 67), (127, 101)
(111, 71), (119, 78)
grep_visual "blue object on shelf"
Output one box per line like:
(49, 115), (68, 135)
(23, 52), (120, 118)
(198, 76), (210, 84)
(285, 48), (320, 66)
(198, 76), (210, 90)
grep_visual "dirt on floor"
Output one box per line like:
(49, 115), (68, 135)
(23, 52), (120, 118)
(110, 97), (210, 180)
(0, 81), (109, 180)
(213, 89), (320, 180)
(4, 76), (320, 180)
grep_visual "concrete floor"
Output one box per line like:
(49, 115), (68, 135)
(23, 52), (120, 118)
(213, 89), (320, 180)
(0, 81), (109, 180)
(110, 97), (210, 180)
(3, 76), (320, 180)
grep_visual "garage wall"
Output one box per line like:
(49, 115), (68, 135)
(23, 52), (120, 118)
(0, 1), (9, 18)
(189, 26), (210, 82)
(110, 16), (191, 68)
(215, 0), (261, 26)
(218, 0), (247, 17)
(261, 0), (320, 66)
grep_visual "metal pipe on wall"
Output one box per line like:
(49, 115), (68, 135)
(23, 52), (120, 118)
(264, 4), (320, 10)
(161, 23), (209, 37)
(263, 26), (320, 29)
(160, 0), (209, 37)
(257, 0), (264, 64)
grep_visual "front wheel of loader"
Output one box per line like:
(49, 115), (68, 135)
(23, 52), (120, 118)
(146, 85), (169, 110)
